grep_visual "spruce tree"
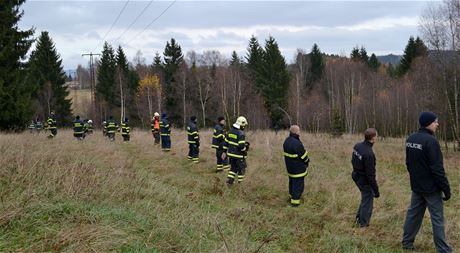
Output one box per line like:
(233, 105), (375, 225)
(163, 38), (183, 123)
(0, 0), (34, 130)
(96, 42), (116, 108)
(258, 36), (290, 125)
(245, 35), (264, 90)
(359, 47), (369, 62)
(306, 43), (325, 88)
(368, 53), (381, 72)
(397, 36), (417, 76)
(351, 47), (360, 61)
(230, 51), (241, 66)
(27, 31), (72, 125)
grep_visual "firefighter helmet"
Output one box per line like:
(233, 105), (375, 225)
(154, 112), (160, 117)
(236, 116), (248, 127)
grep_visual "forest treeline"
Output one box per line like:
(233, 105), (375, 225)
(1, 0), (459, 147)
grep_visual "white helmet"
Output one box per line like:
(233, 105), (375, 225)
(88, 120), (93, 124)
(154, 112), (160, 117)
(233, 116), (248, 129)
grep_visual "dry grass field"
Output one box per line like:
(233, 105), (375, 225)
(0, 129), (458, 252)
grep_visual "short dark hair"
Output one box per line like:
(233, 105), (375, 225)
(364, 128), (377, 141)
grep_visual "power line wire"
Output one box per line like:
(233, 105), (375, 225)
(92, 0), (130, 52)
(112, 0), (156, 44)
(126, 0), (177, 45)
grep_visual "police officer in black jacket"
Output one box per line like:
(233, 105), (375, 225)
(351, 128), (379, 227)
(283, 125), (310, 207)
(212, 116), (229, 172)
(402, 112), (453, 253)
(187, 116), (199, 163)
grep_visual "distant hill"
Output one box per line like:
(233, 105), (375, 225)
(377, 54), (402, 65)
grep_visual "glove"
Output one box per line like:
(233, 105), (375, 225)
(442, 191), (451, 201)
(245, 142), (250, 151)
(374, 192), (380, 198)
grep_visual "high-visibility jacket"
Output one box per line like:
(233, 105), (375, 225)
(151, 118), (160, 132)
(73, 119), (85, 135)
(28, 123), (35, 129)
(121, 122), (130, 136)
(35, 122), (43, 130)
(212, 123), (226, 150)
(187, 121), (199, 144)
(47, 117), (57, 130)
(160, 119), (170, 136)
(283, 133), (309, 178)
(226, 127), (247, 159)
(106, 120), (118, 134)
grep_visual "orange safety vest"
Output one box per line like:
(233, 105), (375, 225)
(154, 118), (160, 130)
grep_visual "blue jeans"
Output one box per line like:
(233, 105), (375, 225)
(402, 191), (453, 253)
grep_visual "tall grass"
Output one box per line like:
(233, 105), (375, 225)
(0, 129), (458, 252)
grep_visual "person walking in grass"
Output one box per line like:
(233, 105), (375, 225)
(121, 117), (130, 142)
(283, 125), (310, 207)
(402, 112), (452, 253)
(351, 128), (379, 227)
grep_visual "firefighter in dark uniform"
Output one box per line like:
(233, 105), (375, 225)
(121, 117), (130, 142)
(86, 120), (93, 135)
(212, 116), (229, 172)
(402, 112), (453, 253)
(187, 116), (200, 163)
(47, 111), (57, 138)
(226, 116), (249, 185)
(106, 116), (118, 141)
(160, 113), (171, 151)
(28, 120), (35, 133)
(283, 125), (310, 207)
(35, 119), (43, 133)
(351, 128), (380, 227)
(102, 120), (107, 136)
(73, 115), (85, 140)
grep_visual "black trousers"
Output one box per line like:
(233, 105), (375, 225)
(107, 132), (115, 141)
(161, 135), (171, 150)
(352, 171), (374, 227)
(74, 133), (84, 140)
(288, 177), (305, 205)
(153, 131), (160, 144)
(215, 149), (229, 171)
(188, 144), (199, 162)
(227, 158), (246, 184)
(122, 134), (130, 141)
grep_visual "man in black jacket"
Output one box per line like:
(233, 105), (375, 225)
(283, 125), (310, 207)
(73, 115), (85, 140)
(402, 112), (452, 253)
(187, 116), (200, 163)
(351, 128), (379, 227)
(212, 116), (229, 172)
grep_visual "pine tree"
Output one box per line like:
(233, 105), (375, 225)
(245, 35), (264, 90)
(397, 36), (417, 76)
(258, 36), (290, 125)
(0, 0), (34, 130)
(368, 53), (381, 72)
(359, 47), (369, 62)
(163, 38), (184, 123)
(152, 51), (163, 74)
(306, 43), (325, 88)
(230, 51), (241, 66)
(27, 31), (72, 125)
(96, 42), (116, 108)
(415, 37), (428, 57)
(351, 47), (360, 61)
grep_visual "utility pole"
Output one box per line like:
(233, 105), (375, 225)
(82, 52), (101, 120)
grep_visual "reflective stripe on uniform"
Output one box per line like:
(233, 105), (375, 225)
(288, 171), (308, 178)
(291, 199), (301, 205)
(161, 133), (170, 136)
(284, 152), (298, 158)
(188, 141), (196, 144)
(228, 153), (244, 158)
(301, 151), (309, 160)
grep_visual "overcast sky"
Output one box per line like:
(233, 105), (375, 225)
(20, 0), (434, 69)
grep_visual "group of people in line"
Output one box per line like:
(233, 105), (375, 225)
(37, 110), (453, 253)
